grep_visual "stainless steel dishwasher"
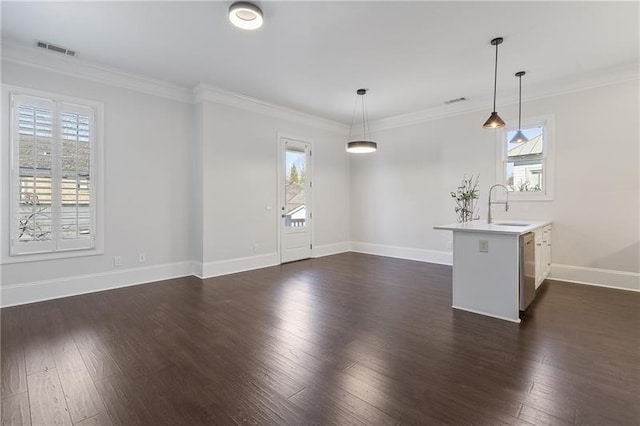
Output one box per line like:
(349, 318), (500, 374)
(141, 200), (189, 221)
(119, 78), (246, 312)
(519, 232), (536, 310)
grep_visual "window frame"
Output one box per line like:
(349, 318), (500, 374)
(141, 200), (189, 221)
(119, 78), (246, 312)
(6, 86), (104, 262)
(495, 114), (555, 201)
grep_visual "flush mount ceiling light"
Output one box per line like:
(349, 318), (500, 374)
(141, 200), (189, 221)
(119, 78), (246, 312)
(228, 2), (263, 30)
(509, 71), (529, 144)
(483, 37), (506, 129)
(347, 89), (377, 154)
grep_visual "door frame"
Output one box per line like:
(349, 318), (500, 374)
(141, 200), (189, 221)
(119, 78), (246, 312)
(276, 132), (314, 263)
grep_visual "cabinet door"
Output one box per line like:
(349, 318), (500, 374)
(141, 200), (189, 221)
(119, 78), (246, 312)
(543, 225), (552, 277)
(534, 228), (544, 288)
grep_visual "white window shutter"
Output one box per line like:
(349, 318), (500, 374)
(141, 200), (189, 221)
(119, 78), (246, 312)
(10, 93), (96, 255)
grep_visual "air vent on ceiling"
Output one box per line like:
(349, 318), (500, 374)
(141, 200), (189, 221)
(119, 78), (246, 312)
(36, 41), (77, 57)
(444, 97), (467, 105)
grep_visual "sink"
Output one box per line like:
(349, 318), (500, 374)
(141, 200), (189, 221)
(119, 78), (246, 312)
(492, 222), (530, 227)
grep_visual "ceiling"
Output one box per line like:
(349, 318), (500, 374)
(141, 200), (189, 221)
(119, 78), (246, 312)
(2, 1), (638, 123)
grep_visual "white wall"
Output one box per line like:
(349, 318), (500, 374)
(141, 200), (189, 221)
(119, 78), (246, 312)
(196, 98), (350, 275)
(350, 79), (640, 289)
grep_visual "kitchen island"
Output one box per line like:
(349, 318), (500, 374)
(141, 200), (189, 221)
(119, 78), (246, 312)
(435, 220), (551, 323)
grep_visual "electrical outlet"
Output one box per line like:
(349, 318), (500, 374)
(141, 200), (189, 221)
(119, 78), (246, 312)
(446, 241), (453, 250)
(114, 256), (123, 267)
(253, 243), (260, 253)
(479, 240), (489, 253)
(139, 253), (146, 263)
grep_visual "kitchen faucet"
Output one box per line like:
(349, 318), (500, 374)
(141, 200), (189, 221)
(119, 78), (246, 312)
(488, 184), (509, 224)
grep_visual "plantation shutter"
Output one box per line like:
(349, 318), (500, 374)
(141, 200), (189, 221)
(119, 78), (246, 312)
(13, 95), (56, 254)
(11, 94), (95, 255)
(58, 103), (95, 251)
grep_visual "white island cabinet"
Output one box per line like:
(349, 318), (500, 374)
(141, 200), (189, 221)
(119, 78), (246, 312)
(435, 220), (551, 323)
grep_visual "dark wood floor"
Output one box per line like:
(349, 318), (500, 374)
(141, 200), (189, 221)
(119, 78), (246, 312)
(2, 253), (639, 425)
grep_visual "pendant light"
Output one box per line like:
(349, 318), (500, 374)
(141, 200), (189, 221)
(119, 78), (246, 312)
(509, 71), (529, 144)
(482, 37), (506, 129)
(347, 89), (377, 153)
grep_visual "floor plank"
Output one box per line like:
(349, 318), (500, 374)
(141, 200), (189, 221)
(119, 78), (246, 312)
(26, 368), (72, 426)
(1, 311), (28, 398)
(46, 310), (105, 424)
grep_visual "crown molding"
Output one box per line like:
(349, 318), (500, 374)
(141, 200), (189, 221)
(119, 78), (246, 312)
(371, 62), (640, 131)
(193, 84), (349, 134)
(1, 40), (193, 103)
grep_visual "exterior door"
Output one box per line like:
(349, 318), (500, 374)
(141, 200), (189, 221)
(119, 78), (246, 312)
(279, 137), (311, 263)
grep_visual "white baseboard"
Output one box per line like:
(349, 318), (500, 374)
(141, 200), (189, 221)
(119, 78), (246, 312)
(1, 261), (193, 308)
(452, 305), (521, 323)
(313, 242), (350, 258)
(350, 241), (453, 265)
(191, 261), (204, 278)
(199, 252), (280, 279)
(549, 264), (640, 292)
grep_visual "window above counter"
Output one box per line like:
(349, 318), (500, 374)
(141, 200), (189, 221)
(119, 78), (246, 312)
(496, 115), (555, 201)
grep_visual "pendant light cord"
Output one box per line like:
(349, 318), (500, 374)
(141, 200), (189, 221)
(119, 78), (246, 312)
(348, 95), (358, 141)
(362, 93), (371, 141)
(360, 95), (367, 140)
(492, 42), (498, 112)
(365, 96), (371, 141)
(517, 74), (522, 128)
(348, 90), (373, 142)
(349, 92), (371, 141)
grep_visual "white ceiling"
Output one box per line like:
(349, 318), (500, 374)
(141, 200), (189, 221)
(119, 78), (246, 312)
(2, 1), (638, 123)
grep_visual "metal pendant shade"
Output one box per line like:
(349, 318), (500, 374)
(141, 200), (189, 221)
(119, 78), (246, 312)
(509, 130), (528, 144)
(483, 111), (506, 128)
(347, 140), (377, 153)
(509, 71), (529, 144)
(347, 88), (377, 154)
(483, 37), (506, 129)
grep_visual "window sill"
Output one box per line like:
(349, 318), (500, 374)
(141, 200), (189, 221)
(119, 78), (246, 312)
(2, 248), (104, 265)
(508, 193), (554, 202)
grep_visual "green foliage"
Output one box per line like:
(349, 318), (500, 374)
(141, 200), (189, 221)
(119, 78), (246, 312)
(451, 174), (480, 222)
(289, 164), (299, 183)
(299, 166), (306, 184)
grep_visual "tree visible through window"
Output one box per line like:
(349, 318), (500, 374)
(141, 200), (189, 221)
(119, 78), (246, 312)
(285, 149), (306, 227)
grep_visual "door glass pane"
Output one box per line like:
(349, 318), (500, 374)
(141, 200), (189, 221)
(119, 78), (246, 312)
(285, 148), (306, 228)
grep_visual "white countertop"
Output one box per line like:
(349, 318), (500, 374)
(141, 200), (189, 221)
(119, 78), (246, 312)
(434, 219), (551, 235)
